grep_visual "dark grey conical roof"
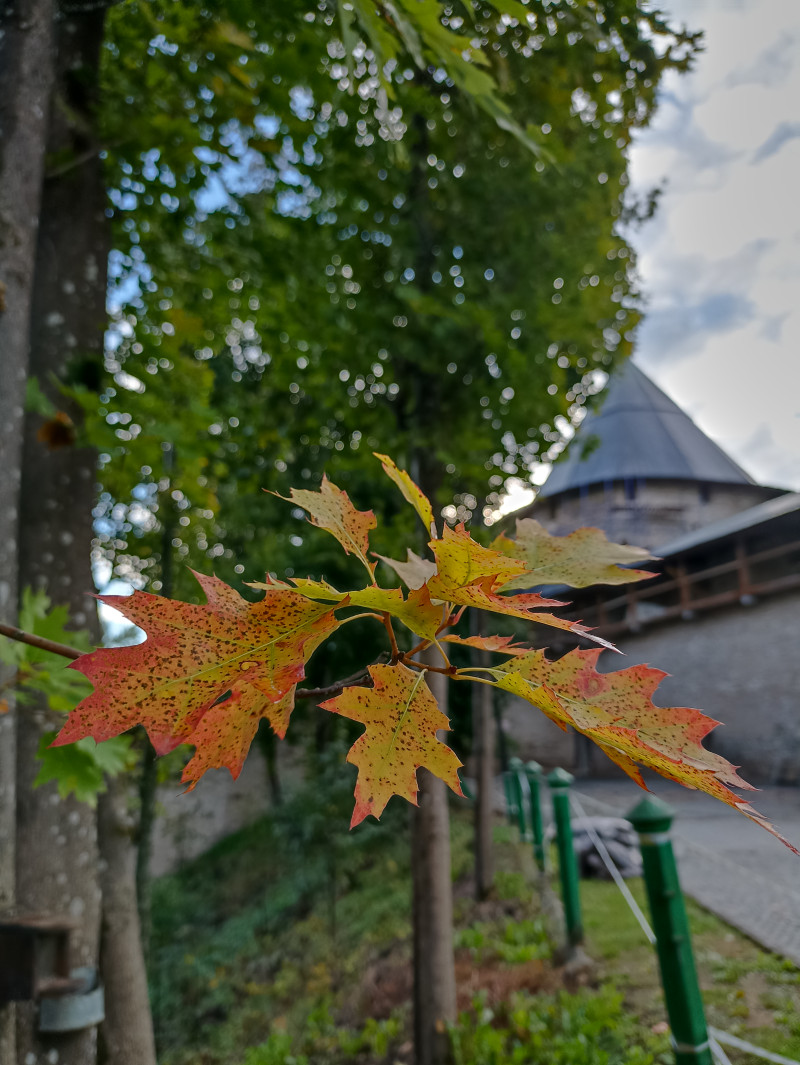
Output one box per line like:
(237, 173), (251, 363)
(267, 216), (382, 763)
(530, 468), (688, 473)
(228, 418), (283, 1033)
(539, 361), (756, 498)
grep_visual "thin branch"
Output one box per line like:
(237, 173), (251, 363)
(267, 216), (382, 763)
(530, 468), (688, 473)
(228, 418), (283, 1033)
(399, 655), (455, 676)
(0, 623), (82, 661)
(44, 135), (127, 181)
(406, 637), (431, 659)
(296, 673), (369, 701)
(296, 652), (391, 701)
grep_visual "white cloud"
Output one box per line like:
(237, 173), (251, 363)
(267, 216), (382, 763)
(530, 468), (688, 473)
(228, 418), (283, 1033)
(627, 0), (800, 491)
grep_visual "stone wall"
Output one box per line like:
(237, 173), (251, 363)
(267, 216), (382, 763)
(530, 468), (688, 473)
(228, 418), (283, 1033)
(501, 590), (800, 784)
(531, 480), (774, 550)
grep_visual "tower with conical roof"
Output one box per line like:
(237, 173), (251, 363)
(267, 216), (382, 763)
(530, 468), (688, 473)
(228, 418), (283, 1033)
(527, 361), (782, 550)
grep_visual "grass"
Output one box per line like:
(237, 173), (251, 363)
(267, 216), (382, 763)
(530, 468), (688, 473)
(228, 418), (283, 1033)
(148, 777), (800, 1065)
(581, 873), (800, 1061)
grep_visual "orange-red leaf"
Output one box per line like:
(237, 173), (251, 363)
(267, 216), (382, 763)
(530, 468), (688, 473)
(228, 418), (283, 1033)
(321, 662), (463, 827)
(54, 572), (339, 787)
(374, 453), (436, 537)
(274, 475), (377, 573)
(492, 518), (656, 589)
(440, 633), (529, 656)
(493, 647), (797, 851)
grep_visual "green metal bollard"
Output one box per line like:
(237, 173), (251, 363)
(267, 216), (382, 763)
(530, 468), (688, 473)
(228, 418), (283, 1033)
(525, 761), (546, 871)
(548, 768), (583, 947)
(627, 796), (712, 1065)
(509, 757), (528, 840)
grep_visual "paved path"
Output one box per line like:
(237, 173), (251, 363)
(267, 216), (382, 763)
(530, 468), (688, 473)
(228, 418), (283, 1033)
(568, 778), (800, 964)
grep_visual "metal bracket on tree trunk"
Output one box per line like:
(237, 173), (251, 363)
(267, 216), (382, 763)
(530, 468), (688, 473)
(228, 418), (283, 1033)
(38, 966), (105, 1033)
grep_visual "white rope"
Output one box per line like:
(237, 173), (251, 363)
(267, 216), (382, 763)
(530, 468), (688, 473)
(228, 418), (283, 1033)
(709, 1028), (800, 1065)
(709, 1034), (734, 1065)
(569, 792), (656, 946)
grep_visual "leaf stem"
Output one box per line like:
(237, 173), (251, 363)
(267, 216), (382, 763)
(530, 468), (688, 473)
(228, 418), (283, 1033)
(381, 612), (401, 662)
(400, 656), (454, 676)
(336, 611), (385, 626)
(431, 638), (451, 669)
(451, 672), (498, 689)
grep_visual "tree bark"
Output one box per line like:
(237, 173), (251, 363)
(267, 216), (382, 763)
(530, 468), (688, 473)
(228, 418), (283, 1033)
(97, 775), (157, 1065)
(470, 613), (495, 900)
(411, 652), (457, 1065)
(15, 5), (152, 1061)
(257, 721), (284, 807)
(135, 738), (158, 955)
(0, 1), (57, 1059)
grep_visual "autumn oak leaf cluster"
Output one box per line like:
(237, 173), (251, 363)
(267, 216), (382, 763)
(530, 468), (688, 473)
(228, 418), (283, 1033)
(54, 454), (796, 850)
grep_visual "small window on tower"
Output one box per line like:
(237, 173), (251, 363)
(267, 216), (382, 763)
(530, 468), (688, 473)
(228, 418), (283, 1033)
(699, 483), (711, 503)
(624, 478), (637, 501)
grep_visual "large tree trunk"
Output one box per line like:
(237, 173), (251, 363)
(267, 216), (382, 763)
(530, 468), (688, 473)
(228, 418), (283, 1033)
(470, 613), (495, 901)
(411, 653), (457, 1065)
(0, 1), (57, 1060)
(16, 5), (153, 1061)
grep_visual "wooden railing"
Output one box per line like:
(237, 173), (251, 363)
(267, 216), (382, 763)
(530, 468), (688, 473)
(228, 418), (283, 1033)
(564, 539), (800, 638)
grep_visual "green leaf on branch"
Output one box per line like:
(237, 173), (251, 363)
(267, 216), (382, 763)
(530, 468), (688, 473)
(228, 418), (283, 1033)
(0, 588), (131, 804)
(34, 733), (134, 806)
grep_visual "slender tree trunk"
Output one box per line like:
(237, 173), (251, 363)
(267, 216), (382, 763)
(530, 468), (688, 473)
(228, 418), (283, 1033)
(16, 5), (153, 1061)
(257, 721), (284, 807)
(402, 102), (457, 1065)
(135, 738), (158, 953)
(97, 775), (157, 1065)
(470, 613), (495, 900)
(411, 650), (457, 1065)
(0, 1), (57, 1059)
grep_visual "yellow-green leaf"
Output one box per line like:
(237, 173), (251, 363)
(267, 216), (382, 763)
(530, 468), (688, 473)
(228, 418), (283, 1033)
(287, 578), (442, 640)
(493, 518), (656, 589)
(321, 662), (462, 827)
(273, 476), (377, 575)
(374, 452), (436, 537)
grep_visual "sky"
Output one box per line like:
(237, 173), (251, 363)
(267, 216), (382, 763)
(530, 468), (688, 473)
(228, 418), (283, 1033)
(627, 0), (800, 492)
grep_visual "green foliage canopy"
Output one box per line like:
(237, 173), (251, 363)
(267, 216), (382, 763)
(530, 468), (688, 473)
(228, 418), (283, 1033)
(68, 1), (697, 609)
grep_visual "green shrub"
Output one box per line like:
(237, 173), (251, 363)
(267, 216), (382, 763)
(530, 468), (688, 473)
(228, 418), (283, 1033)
(451, 985), (671, 1065)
